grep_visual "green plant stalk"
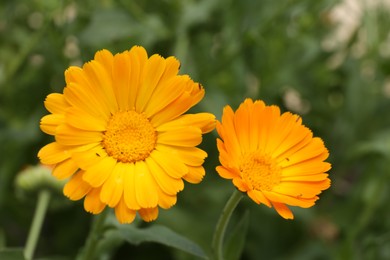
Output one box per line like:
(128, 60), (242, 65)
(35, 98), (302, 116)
(81, 209), (108, 260)
(212, 189), (243, 260)
(24, 189), (51, 260)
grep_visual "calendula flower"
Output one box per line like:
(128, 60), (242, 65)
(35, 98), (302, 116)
(216, 98), (331, 219)
(38, 46), (215, 224)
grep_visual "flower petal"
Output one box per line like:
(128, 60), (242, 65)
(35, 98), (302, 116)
(115, 196), (136, 224)
(271, 201), (294, 219)
(52, 158), (78, 180)
(63, 171), (91, 200)
(123, 162), (140, 210)
(138, 207), (159, 222)
(100, 162), (123, 207)
(83, 156), (117, 187)
(84, 187), (106, 214)
(134, 161), (158, 208)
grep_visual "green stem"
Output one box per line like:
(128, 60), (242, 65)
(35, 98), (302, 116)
(81, 209), (108, 260)
(212, 190), (243, 260)
(24, 190), (51, 260)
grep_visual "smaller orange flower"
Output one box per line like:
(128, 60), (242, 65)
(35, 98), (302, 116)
(216, 98), (331, 219)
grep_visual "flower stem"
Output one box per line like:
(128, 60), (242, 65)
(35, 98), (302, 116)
(81, 209), (108, 260)
(212, 189), (243, 260)
(24, 189), (51, 260)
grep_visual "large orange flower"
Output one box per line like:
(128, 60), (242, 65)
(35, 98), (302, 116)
(216, 98), (331, 219)
(38, 46), (215, 223)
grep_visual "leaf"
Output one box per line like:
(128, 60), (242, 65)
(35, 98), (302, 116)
(224, 210), (250, 260)
(95, 229), (125, 259)
(118, 224), (207, 259)
(0, 248), (25, 260)
(352, 130), (390, 158)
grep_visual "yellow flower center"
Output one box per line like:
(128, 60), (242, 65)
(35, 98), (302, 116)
(102, 110), (156, 163)
(239, 152), (281, 191)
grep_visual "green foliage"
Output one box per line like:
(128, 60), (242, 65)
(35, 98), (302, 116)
(116, 224), (207, 259)
(1, 0), (390, 259)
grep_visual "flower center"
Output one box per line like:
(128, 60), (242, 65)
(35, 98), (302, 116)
(102, 110), (156, 163)
(239, 152), (281, 191)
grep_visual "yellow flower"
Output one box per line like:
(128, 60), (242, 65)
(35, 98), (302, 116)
(216, 98), (331, 219)
(38, 46), (215, 224)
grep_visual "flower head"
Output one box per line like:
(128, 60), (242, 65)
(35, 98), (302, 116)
(38, 46), (215, 223)
(216, 98), (331, 219)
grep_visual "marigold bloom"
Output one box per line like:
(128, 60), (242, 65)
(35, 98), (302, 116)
(216, 98), (331, 219)
(38, 46), (215, 223)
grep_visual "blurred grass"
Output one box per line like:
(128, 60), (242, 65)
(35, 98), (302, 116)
(1, 0), (390, 259)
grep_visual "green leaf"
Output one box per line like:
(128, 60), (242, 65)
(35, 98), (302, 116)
(95, 229), (125, 259)
(224, 210), (250, 260)
(0, 248), (25, 260)
(118, 224), (207, 259)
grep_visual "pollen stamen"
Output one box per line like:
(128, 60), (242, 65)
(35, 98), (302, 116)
(239, 152), (281, 191)
(103, 110), (156, 163)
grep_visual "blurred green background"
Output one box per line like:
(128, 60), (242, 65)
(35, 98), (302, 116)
(1, 0), (390, 259)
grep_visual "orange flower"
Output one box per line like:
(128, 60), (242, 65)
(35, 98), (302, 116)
(216, 98), (331, 219)
(38, 46), (215, 223)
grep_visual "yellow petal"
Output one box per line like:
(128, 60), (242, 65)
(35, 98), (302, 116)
(52, 158), (78, 180)
(44, 93), (69, 114)
(123, 162), (140, 210)
(115, 196), (136, 224)
(156, 113), (216, 134)
(100, 162), (123, 207)
(127, 46), (148, 108)
(83, 156), (117, 187)
(83, 60), (118, 114)
(136, 54), (166, 112)
(151, 85), (202, 126)
(149, 149), (188, 178)
(55, 124), (102, 146)
(144, 76), (187, 118)
(40, 114), (64, 135)
(65, 107), (107, 131)
(112, 51), (131, 111)
(94, 49), (114, 73)
(84, 187), (106, 214)
(134, 161), (158, 208)
(38, 142), (71, 165)
(156, 188), (177, 209)
(63, 171), (91, 200)
(63, 80), (110, 121)
(71, 145), (106, 170)
(157, 127), (202, 147)
(183, 166), (205, 184)
(138, 207), (159, 222)
(145, 157), (184, 195)
(154, 144), (207, 167)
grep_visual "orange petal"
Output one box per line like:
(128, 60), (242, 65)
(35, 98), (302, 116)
(271, 201), (294, 219)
